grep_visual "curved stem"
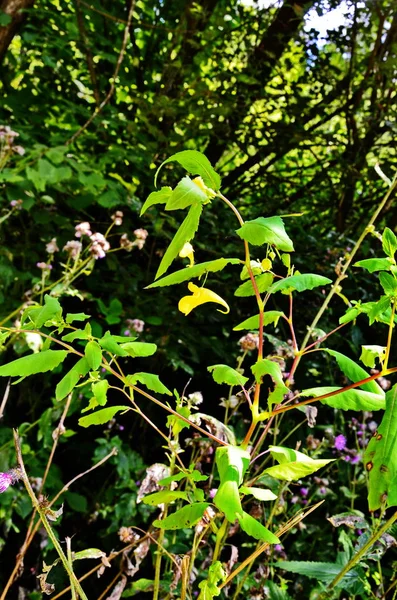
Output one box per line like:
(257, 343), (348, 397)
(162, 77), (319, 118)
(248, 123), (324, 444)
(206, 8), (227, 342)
(319, 509), (397, 598)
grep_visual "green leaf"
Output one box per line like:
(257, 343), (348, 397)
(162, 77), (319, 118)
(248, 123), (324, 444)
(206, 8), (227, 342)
(382, 227), (397, 258)
(339, 306), (361, 324)
(275, 560), (361, 584)
(354, 258), (392, 273)
(379, 272), (397, 296)
(198, 562), (226, 600)
(84, 341), (102, 370)
(208, 364), (248, 386)
(120, 342), (157, 358)
(78, 406), (130, 428)
(360, 345), (386, 369)
(215, 445), (250, 485)
(153, 502), (210, 529)
(233, 311), (284, 331)
(0, 350), (67, 378)
(65, 313), (90, 324)
(147, 258), (240, 288)
(263, 445), (334, 481)
(92, 379), (109, 406)
(0, 11), (12, 26)
(364, 385), (397, 510)
(159, 469), (208, 486)
(65, 491), (88, 512)
(300, 387), (385, 411)
(123, 579), (154, 596)
(140, 186), (172, 215)
(155, 150), (221, 191)
(214, 479), (242, 521)
(237, 511), (280, 543)
(62, 329), (90, 342)
(56, 357), (90, 401)
(29, 295), (62, 328)
(268, 274), (332, 294)
(325, 349), (384, 396)
(142, 490), (189, 505)
(368, 296), (391, 325)
(127, 372), (171, 395)
(240, 486), (277, 501)
(73, 548), (106, 561)
(234, 273), (274, 297)
(236, 217), (294, 252)
(165, 176), (208, 210)
(155, 203), (203, 279)
(99, 332), (128, 356)
(251, 359), (289, 408)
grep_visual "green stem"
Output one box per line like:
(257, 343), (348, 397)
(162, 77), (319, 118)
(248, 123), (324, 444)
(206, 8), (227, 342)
(66, 538), (77, 600)
(13, 430), (88, 600)
(290, 173), (397, 381)
(320, 509), (397, 598)
(212, 517), (228, 563)
(383, 299), (396, 371)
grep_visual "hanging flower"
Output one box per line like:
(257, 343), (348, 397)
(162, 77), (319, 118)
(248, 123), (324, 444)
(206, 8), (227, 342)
(178, 282), (229, 316)
(179, 242), (194, 267)
(0, 468), (22, 493)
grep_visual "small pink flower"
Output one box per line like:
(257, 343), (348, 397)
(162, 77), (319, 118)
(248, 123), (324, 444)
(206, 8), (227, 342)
(36, 262), (52, 270)
(46, 238), (59, 254)
(75, 222), (92, 238)
(129, 319), (145, 333)
(90, 232), (110, 259)
(120, 233), (134, 251)
(63, 240), (82, 259)
(111, 211), (124, 226)
(134, 228), (148, 240)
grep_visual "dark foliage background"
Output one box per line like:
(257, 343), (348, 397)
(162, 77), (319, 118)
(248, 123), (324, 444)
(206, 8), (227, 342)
(0, 0), (396, 597)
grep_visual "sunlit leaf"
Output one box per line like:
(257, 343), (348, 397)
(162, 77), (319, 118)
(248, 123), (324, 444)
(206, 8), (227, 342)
(78, 406), (130, 428)
(147, 258), (240, 288)
(155, 150), (221, 190)
(153, 502), (210, 529)
(236, 217), (294, 252)
(208, 364), (248, 386)
(0, 350), (67, 378)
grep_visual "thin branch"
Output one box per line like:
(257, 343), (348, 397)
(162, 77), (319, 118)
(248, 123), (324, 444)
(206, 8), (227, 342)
(66, 0), (136, 145)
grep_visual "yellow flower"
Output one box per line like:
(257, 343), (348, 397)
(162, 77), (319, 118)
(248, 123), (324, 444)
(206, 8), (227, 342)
(179, 242), (195, 267)
(192, 176), (216, 199)
(178, 282), (230, 316)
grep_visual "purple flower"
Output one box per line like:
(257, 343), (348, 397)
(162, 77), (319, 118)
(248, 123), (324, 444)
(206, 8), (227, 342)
(299, 487), (309, 497)
(0, 472), (13, 493)
(334, 434), (347, 451)
(274, 544), (283, 552)
(0, 468), (21, 493)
